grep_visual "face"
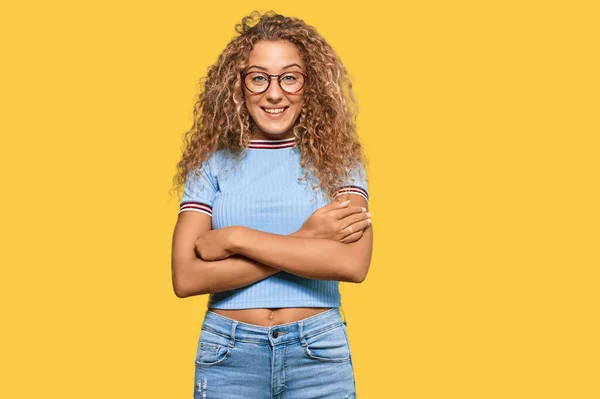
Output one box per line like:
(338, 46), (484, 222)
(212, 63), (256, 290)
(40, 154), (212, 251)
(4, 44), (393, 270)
(243, 40), (305, 140)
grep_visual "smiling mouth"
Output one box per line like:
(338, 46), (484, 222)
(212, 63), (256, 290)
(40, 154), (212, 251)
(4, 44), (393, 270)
(262, 107), (288, 115)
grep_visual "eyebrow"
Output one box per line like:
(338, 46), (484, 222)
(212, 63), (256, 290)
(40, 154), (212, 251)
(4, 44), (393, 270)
(246, 63), (304, 72)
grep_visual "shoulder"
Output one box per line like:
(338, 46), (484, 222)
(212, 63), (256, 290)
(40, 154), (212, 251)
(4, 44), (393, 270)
(189, 150), (237, 176)
(338, 161), (369, 200)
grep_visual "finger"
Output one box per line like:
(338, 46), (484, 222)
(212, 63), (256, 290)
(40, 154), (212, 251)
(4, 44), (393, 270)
(339, 219), (371, 241)
(340, 217), (372, 242)
(352, 218), (372, 232)
(338, 212), (371, 230)
(321, 199), (350, 212)
(340, 230), (363, 244)
(328, 205), (366, 219)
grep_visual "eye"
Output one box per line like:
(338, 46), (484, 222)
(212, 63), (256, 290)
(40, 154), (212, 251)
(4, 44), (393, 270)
(281, 73), (297, 82)
(252, 75), (267, 82)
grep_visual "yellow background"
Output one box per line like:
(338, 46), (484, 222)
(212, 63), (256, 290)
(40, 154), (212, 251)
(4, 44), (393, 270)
(1, 0), (598, 398)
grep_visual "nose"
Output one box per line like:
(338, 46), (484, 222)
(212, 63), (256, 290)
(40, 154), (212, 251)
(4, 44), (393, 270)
(265, 76), (284, 102)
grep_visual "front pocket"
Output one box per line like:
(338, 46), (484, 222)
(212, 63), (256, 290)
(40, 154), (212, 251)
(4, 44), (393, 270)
(303, 323), (351, 363)
(195, 329), (232, 366)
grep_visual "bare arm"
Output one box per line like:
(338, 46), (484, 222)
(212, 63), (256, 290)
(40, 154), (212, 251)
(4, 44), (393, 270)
(196, 195), (373, 284)
(172, 199), (371, 297)
(172, 211), (289, 298)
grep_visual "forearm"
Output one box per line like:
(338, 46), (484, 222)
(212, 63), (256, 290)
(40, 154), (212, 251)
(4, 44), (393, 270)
(177, 230), (311, 298)
(197, 227), (308, 260)
(174, 254), (279, 298)
(230, 227), (369, 282)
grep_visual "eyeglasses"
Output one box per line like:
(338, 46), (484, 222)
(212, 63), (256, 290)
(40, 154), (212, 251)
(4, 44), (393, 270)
(241, 71), (308, 94)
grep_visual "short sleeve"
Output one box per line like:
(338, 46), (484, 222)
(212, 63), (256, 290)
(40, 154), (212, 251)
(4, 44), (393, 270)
(335, 162), (369, 202)
(179, 158), (219, 217)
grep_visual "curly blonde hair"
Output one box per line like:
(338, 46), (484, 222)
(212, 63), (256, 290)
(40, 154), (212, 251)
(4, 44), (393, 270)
(172, 10), (367, 200)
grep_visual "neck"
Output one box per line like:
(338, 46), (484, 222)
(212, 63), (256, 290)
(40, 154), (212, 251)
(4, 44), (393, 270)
(250, 128), (295, 141)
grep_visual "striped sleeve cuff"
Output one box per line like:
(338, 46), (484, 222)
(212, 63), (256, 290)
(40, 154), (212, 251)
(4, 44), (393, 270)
(178, 202), (212, 217)
(335, 186), (369, 202)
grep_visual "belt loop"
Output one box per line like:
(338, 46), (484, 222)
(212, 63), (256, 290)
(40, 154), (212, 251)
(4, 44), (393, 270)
(298, 320), (308, 347)
(229, 321), (238, 349)
(340, 306), (348, 326)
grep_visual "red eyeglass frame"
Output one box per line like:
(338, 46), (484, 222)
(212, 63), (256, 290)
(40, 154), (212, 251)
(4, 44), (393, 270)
(240, 71), (308, 94)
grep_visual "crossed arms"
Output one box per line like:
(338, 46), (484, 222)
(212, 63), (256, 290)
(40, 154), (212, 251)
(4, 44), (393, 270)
(171, 195), (373, 298)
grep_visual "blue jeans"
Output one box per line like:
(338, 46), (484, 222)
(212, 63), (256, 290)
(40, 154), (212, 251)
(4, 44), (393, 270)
(194, 308), (357, 398)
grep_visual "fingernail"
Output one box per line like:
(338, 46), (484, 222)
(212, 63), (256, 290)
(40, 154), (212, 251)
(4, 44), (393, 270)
(342, 200), (350, 205)
(366, 212), (371, 217)
(367, 219), (372, 224)
(361, 207), (366, 212)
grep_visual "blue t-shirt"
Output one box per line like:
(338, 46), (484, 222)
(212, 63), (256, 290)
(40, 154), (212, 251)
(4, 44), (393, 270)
(179, 137), (368, 309)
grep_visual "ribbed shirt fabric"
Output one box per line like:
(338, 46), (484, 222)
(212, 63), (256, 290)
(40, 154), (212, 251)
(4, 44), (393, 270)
(179, 137), (369, 309)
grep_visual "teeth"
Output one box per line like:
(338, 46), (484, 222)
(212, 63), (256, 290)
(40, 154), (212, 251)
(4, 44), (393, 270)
(263, 108), (286, 114)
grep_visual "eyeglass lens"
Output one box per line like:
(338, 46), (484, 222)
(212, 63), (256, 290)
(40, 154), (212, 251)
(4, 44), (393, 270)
(244, 72), (305, 93)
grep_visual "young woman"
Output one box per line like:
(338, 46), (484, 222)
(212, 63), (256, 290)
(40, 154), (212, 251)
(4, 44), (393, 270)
(171, 11), (373, 398)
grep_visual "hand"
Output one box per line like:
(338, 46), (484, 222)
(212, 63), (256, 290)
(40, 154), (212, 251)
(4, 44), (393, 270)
(194, 227), (236, 261)
(296, 200), (371, 243)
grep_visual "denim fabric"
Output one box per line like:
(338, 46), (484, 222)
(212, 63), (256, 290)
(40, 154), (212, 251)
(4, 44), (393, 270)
(194, 308), (357, 398)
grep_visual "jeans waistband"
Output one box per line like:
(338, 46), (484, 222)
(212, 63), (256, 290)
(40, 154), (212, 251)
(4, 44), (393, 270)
(201, 308), (344, 345)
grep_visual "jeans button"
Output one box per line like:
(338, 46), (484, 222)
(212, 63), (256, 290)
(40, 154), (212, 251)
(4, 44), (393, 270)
(272, 330), (279, 338)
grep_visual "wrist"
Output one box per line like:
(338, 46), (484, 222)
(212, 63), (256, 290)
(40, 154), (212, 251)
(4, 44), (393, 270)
(290, 228), (306, 238)
(291, 225), (316, 238)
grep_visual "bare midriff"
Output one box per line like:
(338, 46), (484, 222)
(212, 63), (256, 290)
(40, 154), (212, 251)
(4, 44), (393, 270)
(208, 307), (332, 327)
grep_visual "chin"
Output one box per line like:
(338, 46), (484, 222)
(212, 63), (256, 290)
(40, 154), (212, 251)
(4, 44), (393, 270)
(254, 121), (295, 136)
(261, 127), (293, 135)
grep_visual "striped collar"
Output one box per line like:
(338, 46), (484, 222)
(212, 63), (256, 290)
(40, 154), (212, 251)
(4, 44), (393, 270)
(248, 138), (296, 149)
